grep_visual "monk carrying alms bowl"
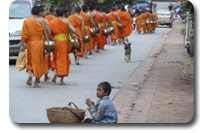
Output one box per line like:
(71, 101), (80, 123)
(44, 40), (55, 55)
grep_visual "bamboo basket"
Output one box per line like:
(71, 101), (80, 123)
(46, 102), (85, 123)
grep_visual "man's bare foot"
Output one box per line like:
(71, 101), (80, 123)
(60, 81), (66, 85)
(34, 80), (40, 88)
(52, 75), (57, 83)
(34, 83), (41, 88)
(44, 75), (51, 81)
(26, 77), (32, 86)
(89, 51), (92, 55)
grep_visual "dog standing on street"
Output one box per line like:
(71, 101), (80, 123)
(124, 41), (131, 62)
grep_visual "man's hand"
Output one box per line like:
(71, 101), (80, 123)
(86, 98), (95, 107)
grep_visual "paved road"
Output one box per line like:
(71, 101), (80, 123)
(9, 27), (168, 123)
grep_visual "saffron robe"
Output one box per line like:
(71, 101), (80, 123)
(68, 15), (84, 57)
(116, 10), (133, 38)
(21, 17), (48, 79)
(108, 12), (119, 40)
(135, 16), (142, 33)
(95, 13), (104, 49)
(48, 18), (71, 77)
(80, 12), (92, 51)
(140, 13), (147, 33)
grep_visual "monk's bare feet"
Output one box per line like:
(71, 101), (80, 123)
(76, 56), (80, 65)
(89, 51), (92, 55)
(26, 77), (32, 86)
(44, 74), (51, 81)
(34, 79), (40, 88)
(34, 83), (41, 88)
(60, 81), (66, 85)
(52, 75), (57, 83)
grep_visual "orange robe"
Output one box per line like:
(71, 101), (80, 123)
(68, 15), (84, 57)
(95, 13), (104, 49)
(45, 15), (53, 22)
(80, 12), (91, 51)
(116, 10), (133, 38)
(146, 12), (150, 31)
(155, 14), (159, 27)
(108, 12), (119, 40)
(149, 13), (153, 32)
(47, 18), (71, 77)
(102, 13), (108, 45)
(135, 16), (142, 33)
(21, 17), (48, 79)
(140, 13), (147, 33)
(91, 15), (96, 50)
(45, 15), (54, 69)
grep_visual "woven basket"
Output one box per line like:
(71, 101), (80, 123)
(46, 102), (85, 123)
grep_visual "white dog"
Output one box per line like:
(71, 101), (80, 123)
(124, 41), (131, 62)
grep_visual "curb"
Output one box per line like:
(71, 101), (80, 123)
(113, 28), (171, 123)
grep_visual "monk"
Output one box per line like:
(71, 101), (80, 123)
(107, 7), (121, 45)
(155, 13), (160, 27)
(149, 10), (154, 33)
(135, 13), (142, 34)
(152, 13), (157, 32)
(45, 6), (57, 22)
(43, 6), (57, 81)
(80, 5), (96, 58)
(140, 10), (147, 34)
(101, 7), (109, 46)
(145, 9), (150, 33)
(95, 6), (105, 51)
(68, 6), (87, 65)
(116, 5), (133, 43)
(20, 6), (50, 88)
(48, 7), (81, 84)
(88, 5), (99, 51)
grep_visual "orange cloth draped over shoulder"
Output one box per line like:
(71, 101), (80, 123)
(47, 18), (71, 77)
(95, 13), (104, 49)
(21, 17), (48, 79)
(68, 15), (84, 57)
(116, 10), (133, 38)
(102, 13), (108, 45)
(135, 16), (142, 33)
(108, 12), (119, 40)
(80, 12), (91, 51)
(140, 13), (147, 33)
(45, 15), (53, 22)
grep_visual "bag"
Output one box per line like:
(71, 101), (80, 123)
(46, 102), (85, 123)
(16, 49), (27, 71)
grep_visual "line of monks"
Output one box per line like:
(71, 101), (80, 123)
(19, 5), (133, 88)
(135, 9), (160, 34)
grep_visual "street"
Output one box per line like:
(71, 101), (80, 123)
(9, 27), (168, 123)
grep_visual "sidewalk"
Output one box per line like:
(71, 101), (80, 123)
(113, 20), (194, 123)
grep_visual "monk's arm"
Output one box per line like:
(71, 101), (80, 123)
(44, 20), (51, 35)
(101, 14), (107, 28)
(88, 15), (96, 28)
(81, 18), (87, 36)
(116, 13), (122, 24)
(107, 15), (113, 27)
(94, 15), (99, 30)
(67, 20), (81, 40)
